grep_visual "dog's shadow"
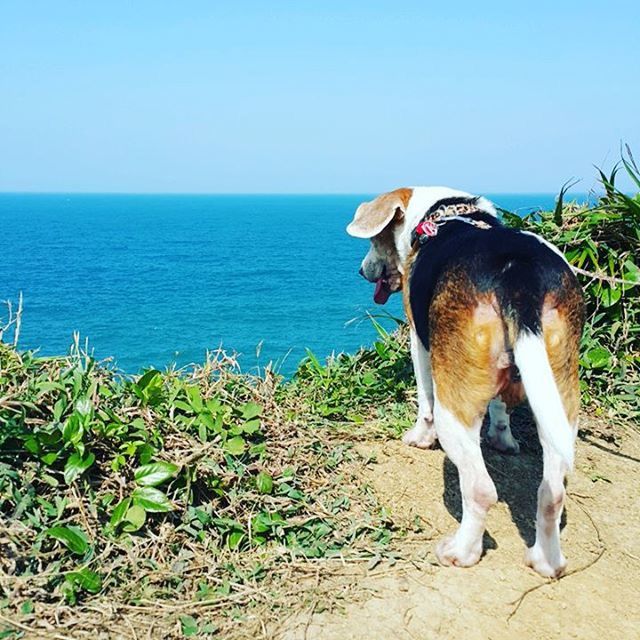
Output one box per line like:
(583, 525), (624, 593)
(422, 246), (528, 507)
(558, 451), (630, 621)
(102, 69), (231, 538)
(442, 405), (567, 551)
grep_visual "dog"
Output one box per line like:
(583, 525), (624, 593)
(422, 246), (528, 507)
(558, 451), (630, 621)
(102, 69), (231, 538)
(347, 187), (584, 577)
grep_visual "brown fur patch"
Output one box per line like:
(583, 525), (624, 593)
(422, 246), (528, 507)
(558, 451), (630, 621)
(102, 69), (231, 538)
(393, 187), (413, 210)
(429, 270), (583, 427)
(499, 381), (525, 409)
(402, 247), (420, 329)
(542, 275), (584, 425)
(348, 188), (413, 238)
(429, 270), (505, 427)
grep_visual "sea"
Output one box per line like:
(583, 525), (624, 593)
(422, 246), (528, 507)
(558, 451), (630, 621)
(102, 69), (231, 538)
(0, 193), (588, 376)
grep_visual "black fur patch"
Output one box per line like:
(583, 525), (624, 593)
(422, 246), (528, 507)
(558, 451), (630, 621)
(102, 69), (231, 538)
(409, 215), (578, 349)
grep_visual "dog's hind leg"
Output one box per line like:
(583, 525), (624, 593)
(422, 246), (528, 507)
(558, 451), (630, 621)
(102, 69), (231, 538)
(434, 391), (497, 567)
(517, 290), (582, 577)
(402, 328), (437, 449)
(428, 273), (505, 566)
(525, 438), (571, 577)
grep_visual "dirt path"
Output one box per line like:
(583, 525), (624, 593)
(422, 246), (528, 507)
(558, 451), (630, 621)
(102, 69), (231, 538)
(282, 413), (640, 639)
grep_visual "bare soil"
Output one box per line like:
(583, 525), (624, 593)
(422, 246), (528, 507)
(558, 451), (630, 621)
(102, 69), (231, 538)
(281, 412), (640, 640)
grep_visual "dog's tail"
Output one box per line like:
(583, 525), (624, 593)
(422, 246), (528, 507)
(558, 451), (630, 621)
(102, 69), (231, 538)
(497, 261), (575, 470)
(512, 332), (575, 469)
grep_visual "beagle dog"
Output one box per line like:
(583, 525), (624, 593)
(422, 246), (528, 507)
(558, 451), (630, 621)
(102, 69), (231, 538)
(347, 187), (584, 577)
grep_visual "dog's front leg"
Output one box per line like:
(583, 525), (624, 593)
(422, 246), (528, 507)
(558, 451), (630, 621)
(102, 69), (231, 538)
(402, 329), (437, 449)
(487, 397), (520, 454)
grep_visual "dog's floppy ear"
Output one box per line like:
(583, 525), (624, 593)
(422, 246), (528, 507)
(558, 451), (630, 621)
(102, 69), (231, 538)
(346, 188), (411, 238)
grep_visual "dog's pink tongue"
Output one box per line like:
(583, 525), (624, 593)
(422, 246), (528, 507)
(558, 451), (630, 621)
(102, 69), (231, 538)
(374, 278), (391, 305)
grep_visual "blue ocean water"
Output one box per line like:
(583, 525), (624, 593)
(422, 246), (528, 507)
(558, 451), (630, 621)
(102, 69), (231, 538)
(0, 193), (585, 375)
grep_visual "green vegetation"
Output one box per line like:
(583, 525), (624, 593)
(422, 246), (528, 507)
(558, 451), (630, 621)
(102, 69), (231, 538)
(0, 326), (413, 638)
(502, 145), (639, 418)
(0, 152), (638, 637)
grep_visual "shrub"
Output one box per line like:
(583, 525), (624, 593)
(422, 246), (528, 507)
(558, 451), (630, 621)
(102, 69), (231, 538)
(502, 146), (639, 419)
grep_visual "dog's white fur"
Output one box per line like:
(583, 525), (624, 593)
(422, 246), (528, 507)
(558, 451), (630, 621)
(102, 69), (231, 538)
(349, 186), (577, 577)
(514, 333), (576, 469)
(433, 384), (497, 567)
(402, 330), (437, 448)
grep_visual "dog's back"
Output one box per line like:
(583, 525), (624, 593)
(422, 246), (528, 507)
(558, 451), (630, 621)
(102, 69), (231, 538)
(406, 216), (584, 465)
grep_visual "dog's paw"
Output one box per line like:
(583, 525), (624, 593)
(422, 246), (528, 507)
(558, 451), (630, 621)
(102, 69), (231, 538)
(487, 422), (520, 454)
(402, 418), (437, 449)
(525, 544), (567, 578)
(435, 534), (482, 568)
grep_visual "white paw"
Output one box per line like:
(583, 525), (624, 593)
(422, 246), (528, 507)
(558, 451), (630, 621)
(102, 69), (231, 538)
(525, 544), (567, 578)
(487, 422), (520, 454)
(402, 418), (437, 449)
(435, 534), (482, 568)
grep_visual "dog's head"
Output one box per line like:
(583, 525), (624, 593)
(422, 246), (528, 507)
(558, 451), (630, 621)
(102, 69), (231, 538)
(346, 188), (412, 304)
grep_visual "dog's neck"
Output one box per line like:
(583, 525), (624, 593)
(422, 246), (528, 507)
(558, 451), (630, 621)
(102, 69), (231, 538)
(393, 188), (498, 271)
(410, 202), (494, 247)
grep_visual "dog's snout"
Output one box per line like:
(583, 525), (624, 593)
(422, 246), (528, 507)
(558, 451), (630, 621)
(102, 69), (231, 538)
(358, 267), (365, 277)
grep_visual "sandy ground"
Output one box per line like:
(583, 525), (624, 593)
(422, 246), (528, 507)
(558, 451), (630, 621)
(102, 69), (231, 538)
(281, 412), (640, 640)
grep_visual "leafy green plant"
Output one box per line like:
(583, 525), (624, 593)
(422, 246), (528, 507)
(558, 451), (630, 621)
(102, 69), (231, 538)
(503, 145), (639, 417)
(289, 314), (413, 426)
(0, 336), (397, 635)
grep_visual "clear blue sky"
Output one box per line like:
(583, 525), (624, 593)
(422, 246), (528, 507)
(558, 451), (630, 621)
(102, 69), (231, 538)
(1, 1), (638, 193)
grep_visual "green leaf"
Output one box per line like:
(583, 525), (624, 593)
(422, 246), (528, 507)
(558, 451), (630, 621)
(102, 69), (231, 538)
(122, 505), (147, 531)
(174, 400), (193, 413)
(553, 177), (580, 225)
(134, 461), (180, 487)
(198, 420), (208, 442)
(198, 412), (215, 430)
(585, 347), (611, 369)
(186, 385), (203, 413)
(598, 285), (622, 307)
(67, 568), (102, 594)
(362, 371), (376, 386)
(20, 600), (34, 615)
(255, 471), (273, 494)
(374, 341), (388, 359)
(201, 622), (218, 635)
(45, 526), (89, 555)
(75, 396), (92, 417)
(227, 530), (245, 549)
(242, 418), (261, 434)
(64, 451), (95, 484)
(53, 397), (67, 421)
(251, 512), (272, 533)
(109, 497), (132, 528)
(41, 452), (59, 465)
(241, 402), (262, 420)
(368, 314), (390, 340)
(131, 487), (174, 512)
(180, 614), (199, 637)
(224, 436), (246, 456)
(623, 259), (639, 285)
(304, 348), (325, 376)
(62, 413), (83, 444)
(137, 443), (155, 465)
(136, 369), (162, 391)
(133, 370), (164, 406)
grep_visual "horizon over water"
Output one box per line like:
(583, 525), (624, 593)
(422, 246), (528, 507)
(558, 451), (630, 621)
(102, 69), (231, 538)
(0, 192), (591, 376)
